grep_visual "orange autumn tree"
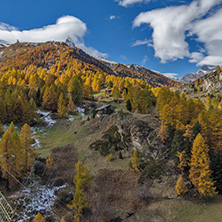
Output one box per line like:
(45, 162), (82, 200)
(176, 176), (188, 196)
(189, 133), (216, 198)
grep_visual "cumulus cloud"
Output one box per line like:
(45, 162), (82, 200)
(132, 38), (152, 47)
(191, 9), (222, 65)
(133, 0), (222, 64)
(189, 52), (204, 63)
(0, 15), (107, 57)
(116, 0), (150, 7)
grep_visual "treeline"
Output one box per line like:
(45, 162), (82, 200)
(157, 87), (222, 197)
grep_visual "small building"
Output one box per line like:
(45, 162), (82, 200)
(96, 104), (115, 117)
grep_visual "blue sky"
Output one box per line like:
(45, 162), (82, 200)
(0, 0), (222, 78)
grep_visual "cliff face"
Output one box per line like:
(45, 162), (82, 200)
(174, 70), (222, 96)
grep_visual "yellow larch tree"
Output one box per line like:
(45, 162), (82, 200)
(33, 212), (46, 222)
(176, 176), (188, 196)
(189, 133), (216, 198)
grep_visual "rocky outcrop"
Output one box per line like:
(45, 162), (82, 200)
(174, 70), (222, 95)
(88, 112), (164, 159)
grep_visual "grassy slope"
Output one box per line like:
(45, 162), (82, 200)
(35, 110), (222, 221)
(173, 196), (222, 222)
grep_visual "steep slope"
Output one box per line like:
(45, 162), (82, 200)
(0, 41), (115, 75)
(174, 69), (222, 98)
(96, 57), (181, 87)
(180, 65), (216, 83)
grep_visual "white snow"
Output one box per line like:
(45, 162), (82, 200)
(36, 110), (56, 126)
(75, 107), (85, 116)
(14, 183), (66, 221)
(95, 57), (118, 65)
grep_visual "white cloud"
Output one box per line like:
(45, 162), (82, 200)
(141, 55), (148, 65)
(0, 15), (107, 57)
(162, 73), (179, 79)
(133, 0), (222, 64)
(132, 38), (152, 47)
(110, 15), (116, 20)
(191, 9), (222, 65)
(116, 0), (150, 7)
(189, 52), (204, 63)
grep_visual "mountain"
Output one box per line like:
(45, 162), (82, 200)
(0, 41), (115, 75)
(180, 65), (216, 83)
(0, 42), (180, 87)
(96, 57), (181, 87)
(174, 68), (222, 97)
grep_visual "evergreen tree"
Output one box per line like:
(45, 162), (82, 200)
(192, 121), (201, 139)
(171, 129), (185, 157)
(20, 123), (35, 171)
(210, 148), (222, 193)
(126, 99), (132, 112)
(175, 176), (188, 196)
(189, 134), (216, 198)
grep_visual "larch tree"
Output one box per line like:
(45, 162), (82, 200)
(58, 92), (67, 117)
(0, 122), (24, 189)
(175, 176), (188, 196)
(33, 212), (46, 222)
(20, 123), (35, 171)
(60, 217), (66, 222)
(46, 153), (55, 168)
(131, 148), (140, 172)
(67, 96), (75, 114)
(68, 161), (93, 222)
(189, 133), (216, 198)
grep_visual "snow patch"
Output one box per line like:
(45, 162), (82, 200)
(14, 183), (66, 221)
(36, 110), (56, 126)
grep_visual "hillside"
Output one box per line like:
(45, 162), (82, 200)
(179, 65), (216, 84)
(0, 42), (180, 88)
(0, 41), (115, 75)
(96, 57), (181, 87)
(174, 68), (222, 99)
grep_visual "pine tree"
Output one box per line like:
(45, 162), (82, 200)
(33, 212), (46, 222)
(20, 123), (35, 171)
(131, 149), (140, 172)
(176, 176), (188, 196)
(189, 133), (216, 198)
(46, 153), (55, 168)
(58, 93), (67, 117)
(126, 99), (132, 112)
(210, 148), (222, 193)
(171, 129), (185, 157)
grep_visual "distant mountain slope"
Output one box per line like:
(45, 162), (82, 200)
(0, 41), (115, 75)
(0, 42), (180, 87)
(96, 57), (181, 87)
(180, 65), (216, 83)
(174, 68), (222, 97)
